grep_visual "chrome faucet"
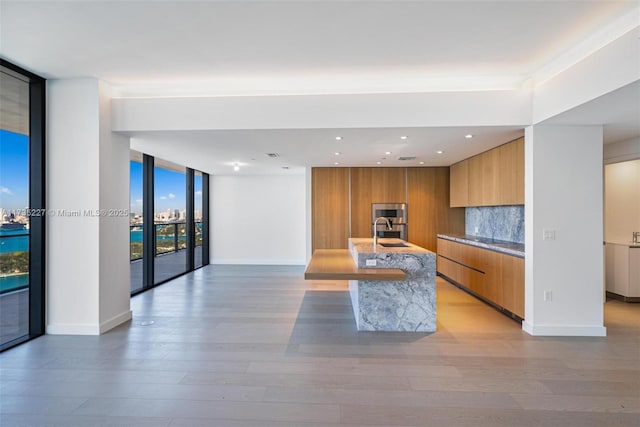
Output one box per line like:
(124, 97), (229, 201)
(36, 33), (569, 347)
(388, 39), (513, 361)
(373, 217), (392, 247)
(633, 232), (640, 244)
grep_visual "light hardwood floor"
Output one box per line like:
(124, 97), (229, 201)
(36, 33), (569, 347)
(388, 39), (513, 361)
(1, 265), (639, 426)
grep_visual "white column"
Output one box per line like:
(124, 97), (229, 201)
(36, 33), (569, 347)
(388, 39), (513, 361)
(523, 124), (606, 336)
(47, 79), (131, 335)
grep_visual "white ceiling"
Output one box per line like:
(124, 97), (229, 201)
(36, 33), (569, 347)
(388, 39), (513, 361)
(1, 1), (638, 174)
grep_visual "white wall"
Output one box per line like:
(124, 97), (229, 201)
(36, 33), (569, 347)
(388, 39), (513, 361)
(98, 81), (133, 332)
(523, 124), (606, 336)
(210, 174), (306, 265)
(113, 90), (532, 132)
(47, 78), (131, 335)
(604, 159), (640, 244)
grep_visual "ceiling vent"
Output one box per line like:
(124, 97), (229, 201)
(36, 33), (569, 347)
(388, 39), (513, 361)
(398, 156), (416, 161)
(265, 153), (280, 158)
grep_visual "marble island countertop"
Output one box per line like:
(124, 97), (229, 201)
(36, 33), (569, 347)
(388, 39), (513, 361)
(349, 237), (432, 255)
(437, 233), (525, 258)
(347, 238), (437, 332)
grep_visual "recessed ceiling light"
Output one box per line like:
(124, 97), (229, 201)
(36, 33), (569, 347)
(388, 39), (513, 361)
(465, 134), (473, 139)
(376, 161), (382, 165)
(233, 163), (240, 171)
(334, 162), (340, 165)
(400, 136), (408, 140)
(419, 161), (425, 165)
(334, 152), (341, 156)
(436, 150), (444, 154)
(335, 136), (342, 140)
(385, 151), (392, 155)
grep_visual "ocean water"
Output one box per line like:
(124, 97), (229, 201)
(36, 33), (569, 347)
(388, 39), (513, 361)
(0, 229), (29, 253)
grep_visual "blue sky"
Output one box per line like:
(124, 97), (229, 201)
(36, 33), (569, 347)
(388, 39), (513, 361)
(0, 130), (29, 211)
(130, 161), (203, 215)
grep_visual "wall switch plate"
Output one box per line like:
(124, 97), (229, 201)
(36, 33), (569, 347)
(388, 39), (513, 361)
(544, 290), (552, 302)
(543, 229), (556, 240)
(366, 259), (377, 267)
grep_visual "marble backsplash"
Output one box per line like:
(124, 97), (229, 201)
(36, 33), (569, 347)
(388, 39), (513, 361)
(465, 205), (524, 243)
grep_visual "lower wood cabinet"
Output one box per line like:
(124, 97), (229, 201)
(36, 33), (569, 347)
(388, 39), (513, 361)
(437, 237), (524, 318)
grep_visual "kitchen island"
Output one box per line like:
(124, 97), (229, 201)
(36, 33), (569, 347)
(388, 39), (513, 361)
(305, 238), (437, 332)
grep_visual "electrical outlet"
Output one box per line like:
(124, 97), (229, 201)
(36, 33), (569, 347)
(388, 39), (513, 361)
(544, 290), (552, 302)
(543, 229), (556, 240)
(474, 226), (479, 235)
(366, 259), (377, 267)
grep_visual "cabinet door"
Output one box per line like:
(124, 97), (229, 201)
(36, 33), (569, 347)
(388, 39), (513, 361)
(498, 137), (524, 205)
(312, 168), (350, 251)
(351, 167), (406, 238)
(481, 148), (500, 206)
(449, 160), (469, 207)
(501, 254), (524, 318)
(480, 249), (503, 306)
(467, 155), (484, 206)
(408, 168), (464, 252)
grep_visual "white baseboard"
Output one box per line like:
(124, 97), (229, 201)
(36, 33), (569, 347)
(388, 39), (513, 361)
(46, 323), (101, 335)
(100, 310), (132, 334)
(210, 259), (306, 266)
(522, 321), (607, 337)
(46, 310), (132, 335)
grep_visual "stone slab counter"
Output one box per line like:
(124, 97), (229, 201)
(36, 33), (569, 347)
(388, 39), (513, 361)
(437, 233), (525, 258)
(347, 238), (436, 332)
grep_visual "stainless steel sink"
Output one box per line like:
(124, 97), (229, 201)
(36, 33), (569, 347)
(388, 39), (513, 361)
(379, 242), (409, 248)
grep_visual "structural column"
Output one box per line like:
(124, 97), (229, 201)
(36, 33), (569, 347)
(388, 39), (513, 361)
(523, 124), (606, 336)
(47, 78), (131, 335)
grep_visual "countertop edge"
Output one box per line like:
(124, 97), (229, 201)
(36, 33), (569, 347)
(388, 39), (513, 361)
(437, 234), (525, 258)
(304, 249), (407, 281)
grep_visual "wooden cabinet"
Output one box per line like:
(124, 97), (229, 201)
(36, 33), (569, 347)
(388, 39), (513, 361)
(312, 168), (350, 252)
(350, 167), (406, 238)
(437, 237), (524, 318)
(450, 137), (524, 207)
(449, 161), (468, 207)
(312, 166), (465, 252)
(408, 167), (464, 252)
(497, 137), (524, 205)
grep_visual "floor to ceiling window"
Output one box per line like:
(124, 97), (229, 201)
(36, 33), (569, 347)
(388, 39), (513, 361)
(129, 152), (209, 294)
(129, 155), (144, 293)
(0, 60), (45, 351)
(154, 160), (187, 284)
(194, 171), (204, 268)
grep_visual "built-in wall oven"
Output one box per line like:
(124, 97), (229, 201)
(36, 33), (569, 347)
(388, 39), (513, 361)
(372, 203), (407, 240)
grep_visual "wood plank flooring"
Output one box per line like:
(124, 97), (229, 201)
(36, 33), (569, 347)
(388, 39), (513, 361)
(1, 264), (639, 426)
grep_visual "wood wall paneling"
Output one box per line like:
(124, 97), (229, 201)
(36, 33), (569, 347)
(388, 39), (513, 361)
(407, 167), (464, 252)
(350, 168), (407, 238)
(311, 168), (350, 252)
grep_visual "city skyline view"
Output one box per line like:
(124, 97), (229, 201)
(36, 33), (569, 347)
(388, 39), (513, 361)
(129, 161), (203, 221)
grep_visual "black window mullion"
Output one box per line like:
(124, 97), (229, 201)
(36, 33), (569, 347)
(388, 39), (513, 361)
(186, 168), (195, 271)
(202, 173), (210, 266)
(142, 154), (154, 288)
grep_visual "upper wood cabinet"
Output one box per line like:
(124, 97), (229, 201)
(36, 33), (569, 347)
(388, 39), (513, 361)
(497, 137), (524, 205)
(407, 167), (464, 252)
(450, 137), (524, 207)
(311, 168), (350, 252)
(449, 161), (468, 207)
(350, 167), (406, 238)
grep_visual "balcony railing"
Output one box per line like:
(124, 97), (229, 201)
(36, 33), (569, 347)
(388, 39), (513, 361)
(130, 222), (202, 261)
